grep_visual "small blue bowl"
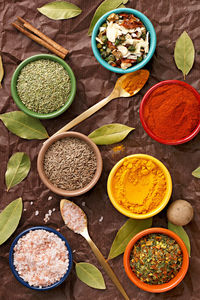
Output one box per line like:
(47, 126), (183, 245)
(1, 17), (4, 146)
(9, 226), (73, 290)
(91, 8), (156, 74)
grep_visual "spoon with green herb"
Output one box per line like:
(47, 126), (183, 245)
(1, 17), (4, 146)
(52, 70), (149, 137)
(60, 199), (130, 300)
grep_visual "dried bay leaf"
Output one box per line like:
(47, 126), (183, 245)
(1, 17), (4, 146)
(75, 262), (106, 289)
(168, 221), (191, 256)
(0, 56), (4, 88)
(5, 152), (31, 191)
(88, 0), (128, 36)
(0, 198), (22, 245)
(192, 166), (200, 178)
(38, 1), (82, 20)
(108, 218), (152, 260)
(88, 123), (134, 145)
(174, 31), (195, 79)
(0, 111), (49, 140)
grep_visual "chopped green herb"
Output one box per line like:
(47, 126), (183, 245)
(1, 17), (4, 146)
(17, 59), (71, 114)
(130, 233), (183, 285)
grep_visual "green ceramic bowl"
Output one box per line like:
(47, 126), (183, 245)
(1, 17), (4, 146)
(11, 54), (76, 119)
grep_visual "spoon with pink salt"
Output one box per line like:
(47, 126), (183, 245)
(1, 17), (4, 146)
(60, 199), (130, 300)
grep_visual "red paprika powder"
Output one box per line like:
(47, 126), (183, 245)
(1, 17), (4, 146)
(143, 83), (200, 141)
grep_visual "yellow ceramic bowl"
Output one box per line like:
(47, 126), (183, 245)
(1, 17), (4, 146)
(107, 154), (172, 219)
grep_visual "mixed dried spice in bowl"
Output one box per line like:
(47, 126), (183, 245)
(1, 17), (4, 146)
(96, 12), (149, 69)
(123, 228), (189, 293)
(91, 8), (156, 74)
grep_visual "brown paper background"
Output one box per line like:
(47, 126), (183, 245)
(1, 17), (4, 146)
(0, 0), (200, 299)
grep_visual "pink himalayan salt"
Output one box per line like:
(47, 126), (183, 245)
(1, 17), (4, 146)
(13, 230), (69, 287)
(62, 201), (86, 233)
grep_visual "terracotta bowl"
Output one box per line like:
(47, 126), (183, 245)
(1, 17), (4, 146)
(37, 132), (103, 197)
(123, 227), (189, 293)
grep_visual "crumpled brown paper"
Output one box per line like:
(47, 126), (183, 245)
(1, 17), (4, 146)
(0, 0), (199, 299)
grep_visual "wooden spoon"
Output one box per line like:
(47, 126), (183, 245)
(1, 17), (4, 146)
(60, 199), (130, 300)
(52, 69), (149, 137)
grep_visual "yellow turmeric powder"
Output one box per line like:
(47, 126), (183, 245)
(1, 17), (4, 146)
(121, 70), (149, 96)
(111, 157), (167, 214)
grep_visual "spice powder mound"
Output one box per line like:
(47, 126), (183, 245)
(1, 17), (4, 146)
(13, 230), (69, 287)
(43, 137), (97, 190)
(111, 157), (167, 214)
(17, 59), (71, 114)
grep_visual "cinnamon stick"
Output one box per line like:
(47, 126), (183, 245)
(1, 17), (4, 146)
(12, 18), (69, 59)
(17, 17), (68, 56)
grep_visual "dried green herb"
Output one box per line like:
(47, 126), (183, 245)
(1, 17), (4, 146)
(88, 123), (134, 145)
(88, 0), (128, 36)
(17, 59), (71, 114)
(75, 262), (106, 289)
(0, 198), (22, 245)
(5, 152), (31, 191)
(38, 1), (82, 20)
(0, 111), (49, 140)
(192, 166), (200, 178)
(174, 31), (195, 79)
(168, 221), (191, 256)
(108, 218), (153, 260)
(0, 55), (4, 88)
(130, 233), (183, 285)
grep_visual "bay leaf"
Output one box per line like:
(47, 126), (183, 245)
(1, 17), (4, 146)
(108, 218), (152, 260)
(192, 166), (200, 178)
(88, 123), (134, 145)
(38, 1), (82, 20)
(0, 111), (49, 140)
(168, 221), (191, 256)
(0, 198), (22, 245)
(5, 152), (31, 191)
(174, 31), (195, 79)
(88, 0), (128, 36)
(0, 55), (4, 88)
(75, 262), (106, 289)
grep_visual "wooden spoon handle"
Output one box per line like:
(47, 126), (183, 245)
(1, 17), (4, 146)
(84, 233), (130, 300)
(51, 95), (113, 138)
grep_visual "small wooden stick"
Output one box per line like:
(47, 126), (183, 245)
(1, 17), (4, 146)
(17, 17), (68, 56)
(12, 22), (66, 59)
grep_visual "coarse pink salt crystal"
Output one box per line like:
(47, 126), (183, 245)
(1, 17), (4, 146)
(13, 230), (69, 287)
(61, 201), (86, 234)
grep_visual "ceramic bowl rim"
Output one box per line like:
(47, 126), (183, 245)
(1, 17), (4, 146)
(11, 54), (76, 119)
(9, 226), (73, 290)
(37, 131), (103, 197)
(139, 80), (200, 145)
(107, 154), (172, 219)
(123, 227), (189, 293)
(91, 8), (157, 74)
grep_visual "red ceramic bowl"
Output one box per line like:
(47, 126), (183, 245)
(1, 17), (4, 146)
(123, 227), (189, 293)
(140, 80), (200, 145)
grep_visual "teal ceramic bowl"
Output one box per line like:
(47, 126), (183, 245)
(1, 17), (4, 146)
(91, 8), (156, 74)
(11, 54), (76, 119)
